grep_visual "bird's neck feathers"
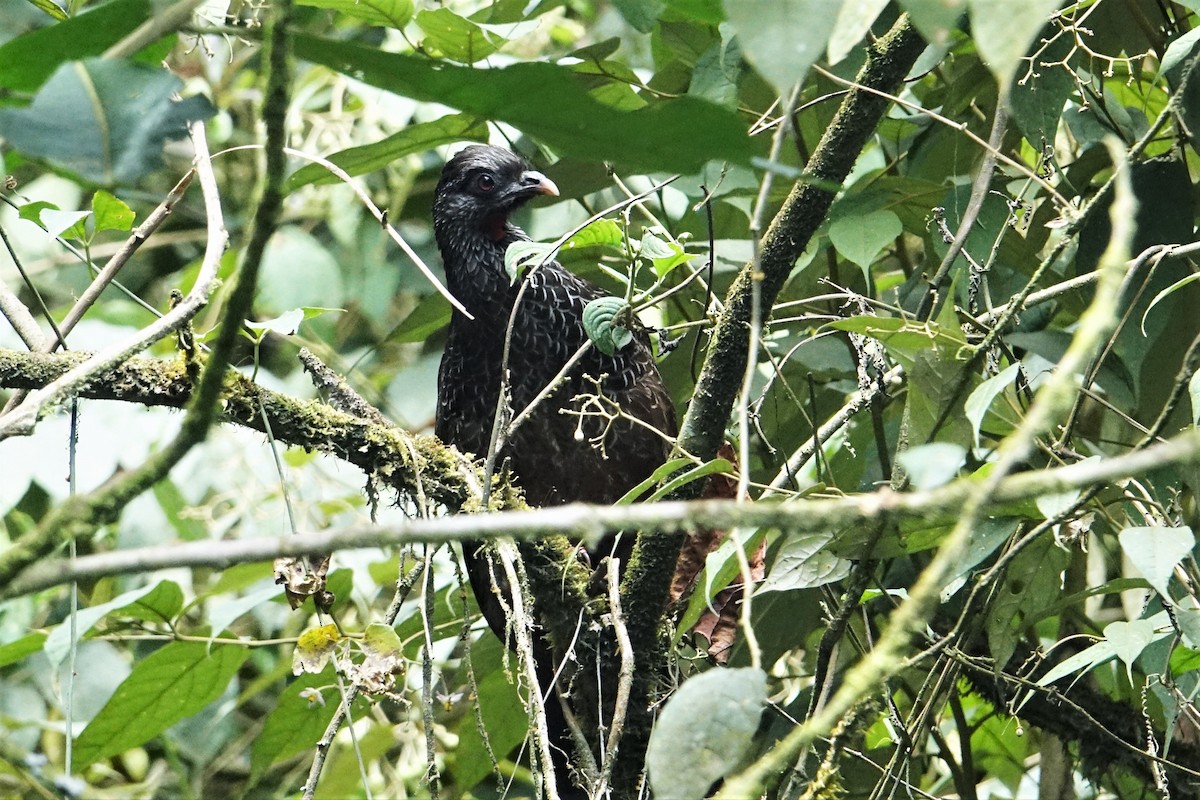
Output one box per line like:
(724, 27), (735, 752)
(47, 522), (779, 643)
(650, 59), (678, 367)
(434, 210), (531, 320)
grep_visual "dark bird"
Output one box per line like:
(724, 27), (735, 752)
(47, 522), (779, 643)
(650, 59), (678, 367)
(432, 144), (677, 796)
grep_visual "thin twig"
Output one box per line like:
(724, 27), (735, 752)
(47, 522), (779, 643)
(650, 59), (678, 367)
(0, 274), (47, 350)
(593, 561), (635, 800)
(496, 540), (561, 800)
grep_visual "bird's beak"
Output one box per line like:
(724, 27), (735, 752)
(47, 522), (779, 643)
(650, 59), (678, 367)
(520, 170), (559, 197)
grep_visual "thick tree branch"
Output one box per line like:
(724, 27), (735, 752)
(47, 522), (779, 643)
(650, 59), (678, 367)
(614, 15), (927, 795)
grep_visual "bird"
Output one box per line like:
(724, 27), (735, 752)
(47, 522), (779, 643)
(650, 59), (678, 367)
(432, 144), (677, 797)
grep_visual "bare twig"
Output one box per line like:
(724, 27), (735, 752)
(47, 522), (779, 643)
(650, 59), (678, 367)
(496, 540), (561, 800)
(593, 561), (635, 800)
(0, 274), (47, 350)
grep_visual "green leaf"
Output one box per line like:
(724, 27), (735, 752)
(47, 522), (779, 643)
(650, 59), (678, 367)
(759, 532), (852, 592)
(646, 458), (735, 502)
(1008, 27), (1075, 143)
(613, 0), (665, 32)
(828, 209), (902, 273)
(25, 0), (68, 20)
(674, 530), (767, 642)
(119, 580), (185, 624)
(723, 0), (841, 97)
(1105, 619), (1158, 675)
(583, 296), (634, 355)
(940, 517), (1020, 601)
(828, 315), (970, 372)
(0, 0), (151, 93)
(40, 208), (91, 240)
(616, 457), (695, 504)
(361, 623), (403, 658)
(416, 7), (501, 63)
(967, 0), (1064, 91)
(293, 35), (755, 172)
(246, 308), (306, 336)
(828, 0), (890, 64)
(91, 189), (135, 233)
(386, 294), (452, 343)
(0, 633), (47, 668)
(450, 636), (526, 791)
(206, 584), (282, 638)
(666, 0), (724, 24)
(1177, 609), (1200, 650)
(964, 362), (1021, 448)
(17, 200), (58, 227)
(647, 667), (767, 800)
(73, 641), (248, 769)
(562, 219), (625, 253)
(0, 58), (216, 185)
(505, 240), (555, 283)
(297, 0), (413, 28)
(152, 479), (207, 541)
(898, 0), (966, 46)
(1118, 526), (1195, 601)
(250, 668), (345, 780)
(895, 442), (965, 490)
(286, 113), (488, 190)
(986, 534), (1068, 670)
(639, 229), (692, 277)
(689, 29), (742, 109)
(44, 583), (160, 666)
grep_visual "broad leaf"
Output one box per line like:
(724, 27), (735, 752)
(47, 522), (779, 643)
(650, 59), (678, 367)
(0, 0), (151, 93)
(416, 8), (502, 63)
(895, 442), (965, 490)
(386, 294), (452, 344)
(0, 58), (216, 184)
(293, 35), (756, 172)
(647, 667), (767, 800)
(724, 0), (841, 97)
(759, 532), (852, 592)
(829, 208), (903, 273)
(297, 0), (413, 28)
(968, 0), (1066, 90)
(1118, 526), (1195, 601)
(899, 0), (966, 46)
(73, 641), (248, 768)
(583, 296), (635, 355)
(286, 113), (488, 190)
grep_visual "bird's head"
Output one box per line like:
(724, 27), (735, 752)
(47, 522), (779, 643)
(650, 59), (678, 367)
(433, 145), (559, 251)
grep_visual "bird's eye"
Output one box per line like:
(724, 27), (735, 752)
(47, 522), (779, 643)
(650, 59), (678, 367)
(475, 174), (495, 193)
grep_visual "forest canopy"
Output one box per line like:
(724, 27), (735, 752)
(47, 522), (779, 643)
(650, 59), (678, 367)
(2, 1), (1200, 799)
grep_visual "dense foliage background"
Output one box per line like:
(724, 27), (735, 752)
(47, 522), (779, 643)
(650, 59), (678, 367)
(3, 0), (1200, 798)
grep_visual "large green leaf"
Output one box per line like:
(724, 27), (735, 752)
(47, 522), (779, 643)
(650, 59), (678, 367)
(0, 58), (215, 185)
(286, 113), (488, 191)
(293, 35), (755, 171)
(297, 0), (413, 28)
(646, 667), (767, 800)
(249, 666), (367, 780)
(73, 641), (248, 768)
(450, 636), (526, 791)
(416, 7), (501, 62)
(723, 0), (841, 97)
(898, 0), (966, 46)
(0, 0), (151, 93)
(968, 0), (1066, 90)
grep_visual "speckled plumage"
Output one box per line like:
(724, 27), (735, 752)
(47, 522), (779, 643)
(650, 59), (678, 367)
(432, 146), (676, 796)
(433, 145), (676, 512)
